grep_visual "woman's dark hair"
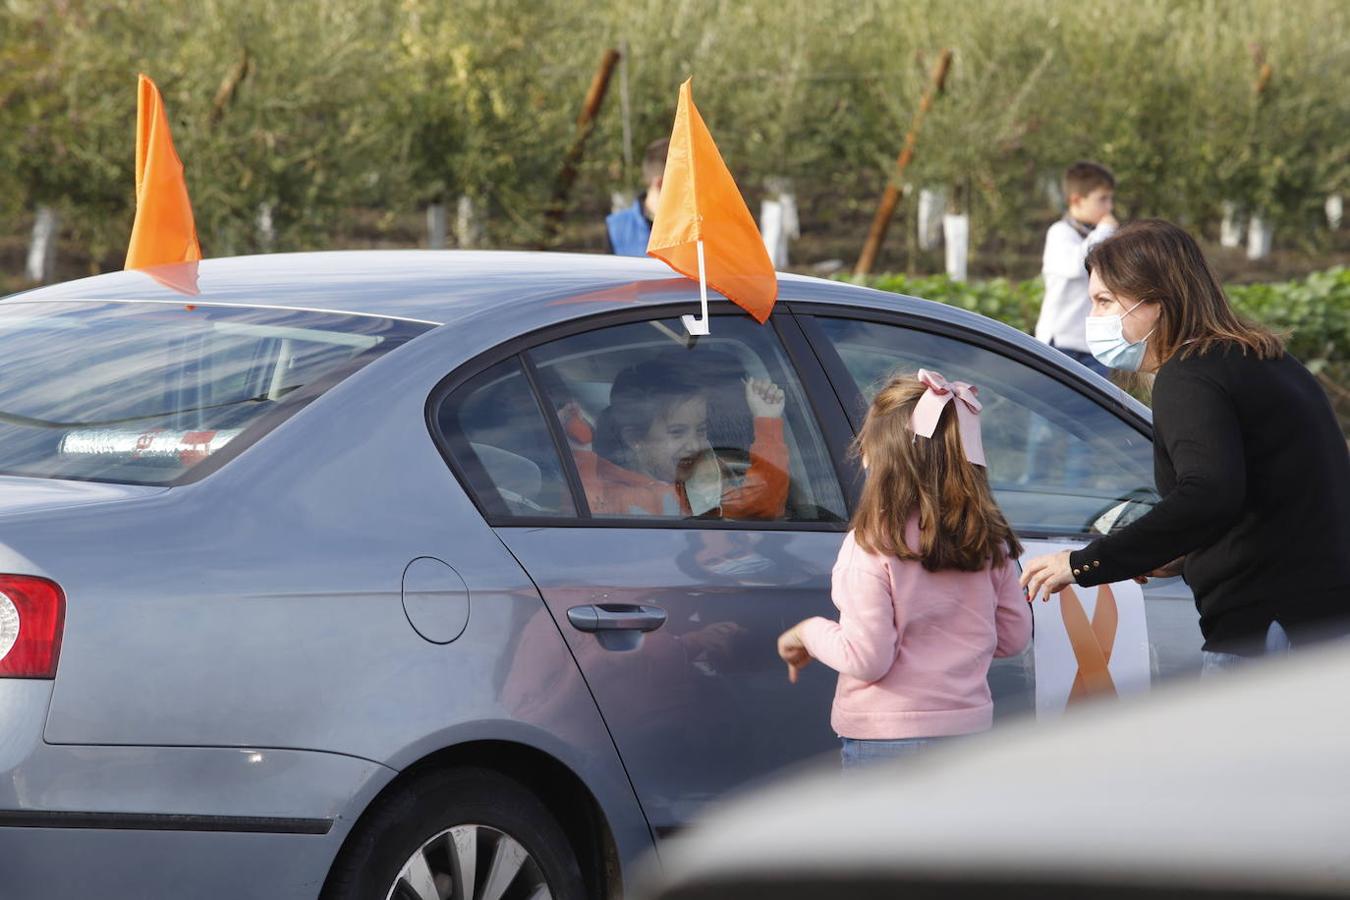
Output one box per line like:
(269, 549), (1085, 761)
(1086, 219), (1283, 364)
(594, 358), (705, 469)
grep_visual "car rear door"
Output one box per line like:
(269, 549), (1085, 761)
(431, 307), (855, 840)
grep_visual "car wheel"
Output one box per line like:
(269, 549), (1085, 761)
(323, 767), (587, 900)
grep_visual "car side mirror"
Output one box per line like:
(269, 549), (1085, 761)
(1089, 489), (1159, 536)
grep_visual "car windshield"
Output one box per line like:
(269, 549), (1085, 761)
(0, 300), (429, 485)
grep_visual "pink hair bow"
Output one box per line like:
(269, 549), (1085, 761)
(911, 369), (986, 466)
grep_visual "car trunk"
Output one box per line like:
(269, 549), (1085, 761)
(0, 476), (169, 524)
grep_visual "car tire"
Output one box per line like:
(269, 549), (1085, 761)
(322, 766), (587, 900)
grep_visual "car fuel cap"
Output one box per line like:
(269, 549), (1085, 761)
(401, 557), (470, 644)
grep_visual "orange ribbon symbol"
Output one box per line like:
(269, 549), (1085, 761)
(1059, 584), (1118, 704)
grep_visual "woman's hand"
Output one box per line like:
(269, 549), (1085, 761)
(745, 378), (786, 419)
(777, 623), (813, 683)
(1020, 549), (1075, 603)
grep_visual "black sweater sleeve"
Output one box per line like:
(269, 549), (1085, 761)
(1070, 362), (1247, 586)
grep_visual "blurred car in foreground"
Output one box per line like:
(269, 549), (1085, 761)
(638, 641), (1350, 900)
(0, 250), (1198, 898)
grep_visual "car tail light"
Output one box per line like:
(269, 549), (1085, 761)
(0, 576), (65, 678)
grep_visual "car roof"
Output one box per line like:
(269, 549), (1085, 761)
(6, 250), (1138, 412)
(643, 641), (1350, 898)
(5, 248), (957, 328)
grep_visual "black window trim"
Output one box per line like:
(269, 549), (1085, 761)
(773, 311), (864, 512)
(425, 301), (853, 533)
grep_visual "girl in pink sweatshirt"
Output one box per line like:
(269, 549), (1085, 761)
(777, 370), (1032, 769)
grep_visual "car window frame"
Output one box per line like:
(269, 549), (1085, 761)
(432, 355), (584, 521)
(426, 301), (856, 533)
(789, 304), (1157, 540)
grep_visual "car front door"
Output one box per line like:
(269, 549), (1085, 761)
(798, 310), (1203, 715)
(434, 309), (854, 839)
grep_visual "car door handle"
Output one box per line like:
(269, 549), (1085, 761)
(567, 604), (668, 634)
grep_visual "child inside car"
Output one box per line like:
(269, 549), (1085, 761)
(575, 357), (789, 520)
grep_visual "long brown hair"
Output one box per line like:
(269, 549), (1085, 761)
(1086, 219), (1283, 364)
(850, 374), (1022, 572)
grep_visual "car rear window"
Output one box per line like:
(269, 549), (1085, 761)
(0, 300), (429, 485)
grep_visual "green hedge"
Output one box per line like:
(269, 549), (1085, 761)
(850, 267), (1350, 373)
(1226, 268), (1350, 374)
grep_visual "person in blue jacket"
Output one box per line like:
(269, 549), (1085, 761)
(606, 138), (668, 256)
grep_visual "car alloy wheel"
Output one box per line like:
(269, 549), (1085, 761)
(322, 767), (586, 900)
(387, 823), (552, 900)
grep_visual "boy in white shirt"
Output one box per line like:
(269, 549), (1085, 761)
(1035, 162), (1118, 375)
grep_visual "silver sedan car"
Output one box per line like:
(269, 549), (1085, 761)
(0, 251), (1199, 899)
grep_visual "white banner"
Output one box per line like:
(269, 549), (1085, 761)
(1022, 543), (1151, 717)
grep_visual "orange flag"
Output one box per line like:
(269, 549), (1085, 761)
(647, 78), (777, 334)
(125, 74), (202, 276)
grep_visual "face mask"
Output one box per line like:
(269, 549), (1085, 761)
(1085, 300), (1155, 371)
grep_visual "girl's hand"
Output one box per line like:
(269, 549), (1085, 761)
(745, 378), (786, 419)
(1020, 550), (1075, 603)
(777, 624), (813, 683)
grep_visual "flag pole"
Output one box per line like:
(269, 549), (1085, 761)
(682, 239), (711, 335)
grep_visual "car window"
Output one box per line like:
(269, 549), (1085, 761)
(814, 316), (1158, 537)
(0, 300), (428, 485)
(436, 358), (577, 519)
(528, 316), (847, 524)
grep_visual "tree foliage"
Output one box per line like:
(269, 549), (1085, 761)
(1, 0), (1346, 267)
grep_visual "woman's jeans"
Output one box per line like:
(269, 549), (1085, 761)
(841, 736), (947, 770)
(1201, 621), (1292, 676)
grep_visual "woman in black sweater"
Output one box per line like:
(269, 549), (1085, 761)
(1021, 220), (1350, 667)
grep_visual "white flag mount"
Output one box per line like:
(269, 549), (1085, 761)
(681, 239), (711, 336)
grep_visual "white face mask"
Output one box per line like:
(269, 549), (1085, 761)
(1085, 300), (1155, 371)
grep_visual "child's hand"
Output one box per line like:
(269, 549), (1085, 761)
(777, 624), (813, 683)
(745, 377), (786, 419)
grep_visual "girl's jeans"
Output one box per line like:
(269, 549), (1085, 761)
(1201, 621), (1291, 676)
(841, 736), (947, 771)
